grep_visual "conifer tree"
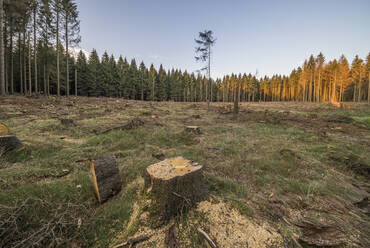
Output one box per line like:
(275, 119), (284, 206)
(61, 0), (80, 96)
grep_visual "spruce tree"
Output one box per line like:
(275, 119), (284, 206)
(61, 0), (80, 97)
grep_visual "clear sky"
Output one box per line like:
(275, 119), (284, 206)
(75, 0), (370, 79)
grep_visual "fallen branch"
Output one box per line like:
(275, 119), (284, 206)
(197, 227), (217, 248)
(112, 233), (152, 248)
(98, 118), (144, 135)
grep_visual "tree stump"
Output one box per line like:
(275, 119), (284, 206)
(145, 157), (207, 222)
(0, 135), (24, 153)
(90, 155), (122, 203)
(60, 118), (75, 126)
(185, 126), (201, 134)
(0, 123), (9, 136)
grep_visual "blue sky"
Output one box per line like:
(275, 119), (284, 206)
(75, 0), (370, 78)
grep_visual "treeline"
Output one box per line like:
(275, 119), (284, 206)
(72, 51), (370, 103)
(1, 1), (369, 102)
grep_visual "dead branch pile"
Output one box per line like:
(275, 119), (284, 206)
(0, 198), (90, 247)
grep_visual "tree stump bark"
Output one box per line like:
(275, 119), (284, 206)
(145, 157), (207, 223)
(90, 155), (122, 203)
(0, 135), (23, 153)
(0, 123), (9, 136)
(185, 126), (201, 134)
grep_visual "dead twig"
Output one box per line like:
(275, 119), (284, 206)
(197, 227), (217, 248)
(112, 233), (153, 248)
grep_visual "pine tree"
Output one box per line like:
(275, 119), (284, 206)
(195, 30), (216, 105)
(53, 0), (61, 96)
(61, 0), (80, 97)
(87, 49), (100, 96)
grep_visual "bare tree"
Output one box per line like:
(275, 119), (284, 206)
(195, 30), (216, 105)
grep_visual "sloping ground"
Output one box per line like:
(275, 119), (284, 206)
(0, 96), (369, 247)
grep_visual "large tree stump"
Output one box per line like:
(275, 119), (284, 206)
(0, 123), (9, 136)
(90, 155), (122, 203)
(145, 157), (207, 222)
(0, 135), (23, 153)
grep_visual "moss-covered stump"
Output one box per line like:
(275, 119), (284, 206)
(0, 135), (23, 154)
(145, 157), (207, 223)
(90, 155), (122, 203)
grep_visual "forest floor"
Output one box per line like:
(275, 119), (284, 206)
(0, 96), (369, 248)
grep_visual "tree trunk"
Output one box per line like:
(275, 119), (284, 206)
(152, 77), (155, 101)
(75, 67), (77, 96)
(19, 32), (23, 94)
(56, 5), (60, 96)
(65, 15), (69, 97)
(353, 81), (356, 102)
(358, 73), (362, 102)
(43, 64), (46, 95)
(90, 155), (122, 203)
(0, 0), (4, 96)
(233, 82), (239, 114)
(10, 28), (13, 94)
(368, 73), (370, 104)
(23, 31), (27, 95)
(28, 32), (32, 95)
(34, 7), (38, 94)
(332, 71), (337, 102)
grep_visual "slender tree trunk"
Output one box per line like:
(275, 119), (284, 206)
(10, 30), (13, 94)
(28, 32), (31, 95)
(353, 81), (356, 102)
(19, 32), (23, 94)
(317, 70), (321, 102)
(23, 31), (27, 95)
(4, 25), (7, 94)
(141, 77), (144, 100)
(233, 82), (239, 114)
(65, 15), (69, 97)
(43, 64), (46, 94)
(34, 7), (38, 94)
(75, 67), (77, 96)
(56, 10), (60, 96)
(358, 73), (362, 102)
(0, 0), (4, 96)
(309, 72), (313, 102)
(368, 73), (370, 104)
(207, 44), (210, 107)
(332, 71), (337, 102)
(152, 77), (155, 101)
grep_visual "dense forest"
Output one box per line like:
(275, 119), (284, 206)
(1, 0), (370, 103)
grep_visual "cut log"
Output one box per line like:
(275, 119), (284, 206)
(90, 155), (122, 203)
(0, 135), (23, 153)
(185, 126), (201, 134)
(145, 157), (207, 222)
(0, 123), (9, 136)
